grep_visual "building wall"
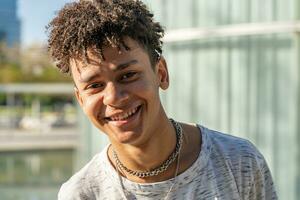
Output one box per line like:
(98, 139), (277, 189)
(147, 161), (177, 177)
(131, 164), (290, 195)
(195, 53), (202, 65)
(145, 0), (299, 199)
(0, 0), (20, 46)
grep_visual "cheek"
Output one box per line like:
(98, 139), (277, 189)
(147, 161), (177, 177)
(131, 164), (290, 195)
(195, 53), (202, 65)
(129, 78), (160, 98)
(82, 94), (103, 117)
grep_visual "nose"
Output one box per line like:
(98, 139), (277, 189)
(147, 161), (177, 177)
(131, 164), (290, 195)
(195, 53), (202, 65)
(103, 82), (129, 107)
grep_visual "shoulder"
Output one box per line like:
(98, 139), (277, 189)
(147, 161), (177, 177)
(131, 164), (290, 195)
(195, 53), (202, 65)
(58, 148), (108, 200)
(200, 126), (277, 198)
(201, 126), (264, 162)
(199, 125), (270, 181)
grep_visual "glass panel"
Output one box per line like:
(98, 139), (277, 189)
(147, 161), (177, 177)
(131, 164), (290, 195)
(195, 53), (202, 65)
(162, 33), (295, 199)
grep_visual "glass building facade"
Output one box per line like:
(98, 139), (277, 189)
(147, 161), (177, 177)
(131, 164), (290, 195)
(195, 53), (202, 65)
(77, 0), (300, 199)
(0, 0), (20, 46)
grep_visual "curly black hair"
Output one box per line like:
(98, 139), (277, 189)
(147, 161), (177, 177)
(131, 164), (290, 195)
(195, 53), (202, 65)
(47, 0), (164, 73)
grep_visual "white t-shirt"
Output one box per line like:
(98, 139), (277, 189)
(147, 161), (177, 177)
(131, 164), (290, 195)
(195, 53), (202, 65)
(58, 125), (278, 200)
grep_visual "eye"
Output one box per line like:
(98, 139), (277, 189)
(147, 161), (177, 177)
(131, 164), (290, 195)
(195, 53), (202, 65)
(86, 82), (105, 89)
(120, 72), (138, 81)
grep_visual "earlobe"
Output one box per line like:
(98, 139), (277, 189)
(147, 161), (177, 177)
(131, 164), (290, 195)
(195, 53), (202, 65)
(157, 56), (169, 90)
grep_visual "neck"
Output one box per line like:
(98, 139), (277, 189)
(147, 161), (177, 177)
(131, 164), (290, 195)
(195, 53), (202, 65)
(108, 116), (178, 182)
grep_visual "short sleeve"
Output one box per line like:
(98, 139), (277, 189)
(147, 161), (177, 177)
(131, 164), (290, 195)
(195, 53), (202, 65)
(247, 155), (278, 200)
(58, 180), (93, 200)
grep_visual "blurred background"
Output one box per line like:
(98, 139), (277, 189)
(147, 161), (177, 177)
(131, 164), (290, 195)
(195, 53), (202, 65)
(0, 0), (299, 199)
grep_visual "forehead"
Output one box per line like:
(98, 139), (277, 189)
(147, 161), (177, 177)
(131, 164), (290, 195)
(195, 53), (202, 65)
(74, 38), (142, 63)
(70, 38), (149, 80)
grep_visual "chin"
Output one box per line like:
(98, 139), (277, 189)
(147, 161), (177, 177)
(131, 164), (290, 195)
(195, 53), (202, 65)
(113, 130), (143, 144)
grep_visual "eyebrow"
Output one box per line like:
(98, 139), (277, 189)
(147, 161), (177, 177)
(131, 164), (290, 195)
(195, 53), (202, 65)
(115, 59), (138, 71)
(79, 59), (138, 83)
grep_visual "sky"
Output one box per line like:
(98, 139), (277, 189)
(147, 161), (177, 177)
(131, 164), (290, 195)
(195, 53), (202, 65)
(18, 0), (73, 47)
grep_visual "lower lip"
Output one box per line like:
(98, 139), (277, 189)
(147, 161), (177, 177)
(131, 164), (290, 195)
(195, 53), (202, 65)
(107, 106), (142, 127)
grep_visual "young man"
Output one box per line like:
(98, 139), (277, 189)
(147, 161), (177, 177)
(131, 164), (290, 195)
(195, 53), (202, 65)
(48, 0), (277, 199)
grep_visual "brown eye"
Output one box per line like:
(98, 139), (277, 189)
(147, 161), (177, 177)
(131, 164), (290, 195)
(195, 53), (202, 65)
(120, 72), (137, 81)
(87, 83), (104, 89)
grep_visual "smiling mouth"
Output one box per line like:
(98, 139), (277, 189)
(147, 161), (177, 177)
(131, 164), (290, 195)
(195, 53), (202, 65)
(104, 105), (142, 122)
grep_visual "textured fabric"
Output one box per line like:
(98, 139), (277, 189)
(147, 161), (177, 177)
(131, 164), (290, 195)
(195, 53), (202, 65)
(58, 125), (278, 200)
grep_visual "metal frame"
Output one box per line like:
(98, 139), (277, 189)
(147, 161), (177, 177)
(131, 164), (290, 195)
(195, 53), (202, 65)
(0, 83), (73, 94)
(164, 21), (300, 43)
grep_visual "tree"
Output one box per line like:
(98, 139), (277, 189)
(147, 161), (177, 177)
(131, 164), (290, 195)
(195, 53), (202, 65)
(0, 43), (71, 83)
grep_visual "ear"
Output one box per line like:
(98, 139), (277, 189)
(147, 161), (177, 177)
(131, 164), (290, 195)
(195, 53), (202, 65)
(156, 56), (169, 90)
(74, 86), (83, 107)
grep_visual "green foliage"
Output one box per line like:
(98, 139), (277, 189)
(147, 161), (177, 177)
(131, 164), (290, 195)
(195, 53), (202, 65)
(0, 64), (72, 83)
(0, 64), (23, 83)
(0, 43), (72, 83)
(0, 93), (5, 104)
(24, 66), (72, 83)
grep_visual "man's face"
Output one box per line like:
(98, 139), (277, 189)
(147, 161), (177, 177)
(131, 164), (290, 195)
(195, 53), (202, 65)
(71, 38), (169, 146)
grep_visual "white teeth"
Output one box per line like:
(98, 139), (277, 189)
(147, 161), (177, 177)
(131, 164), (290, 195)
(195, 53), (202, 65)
(109, 107), (138, 121)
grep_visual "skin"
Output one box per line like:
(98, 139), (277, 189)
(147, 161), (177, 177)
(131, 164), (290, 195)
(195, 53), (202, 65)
(71, 37), (201, 183)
